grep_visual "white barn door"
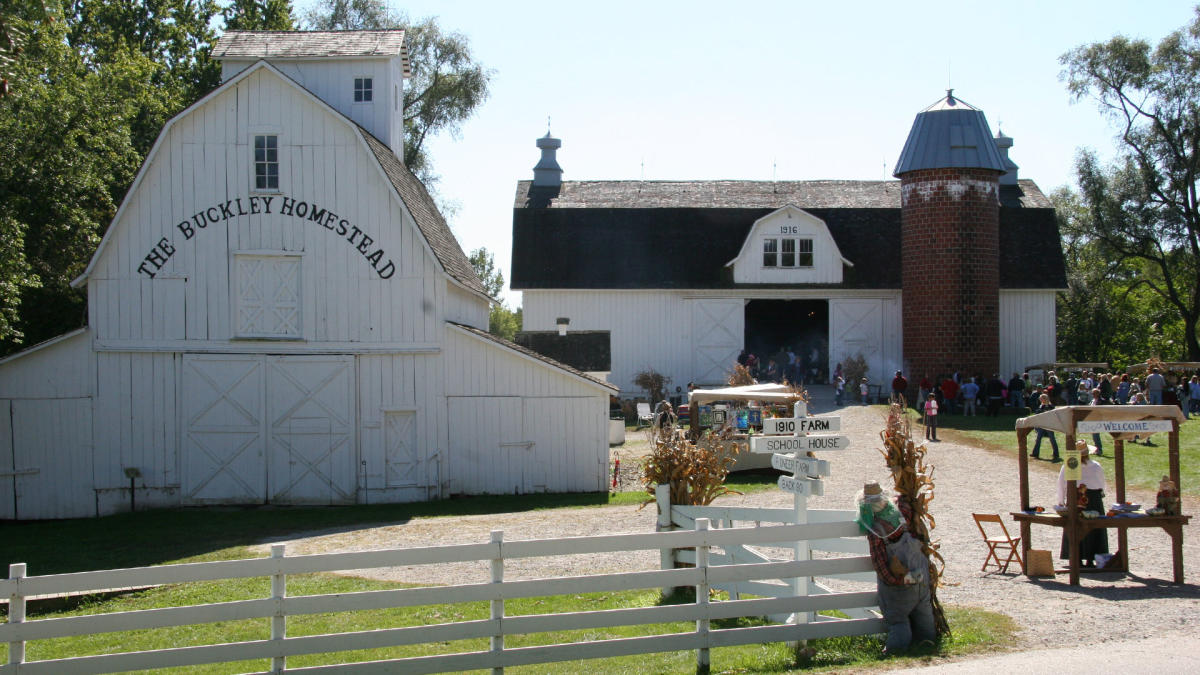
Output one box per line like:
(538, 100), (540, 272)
(267, 355), (355, 505)
(183, 354), (356, 505)
(447, 396), (529, 495)
(830, 300), (884, 381)
(183, 355), (267, 504)
(691, 299), (744, 385)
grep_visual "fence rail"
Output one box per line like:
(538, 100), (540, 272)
(3, 519), (883, 674)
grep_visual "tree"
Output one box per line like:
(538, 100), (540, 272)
(221, 0), (294, 30)
(0, 3), (158, 350)
(1052, 187), (1179, 366)
(469, 247), (522, 340)
(1061, 10), (1200, 359)
(302, 0), (492, 182)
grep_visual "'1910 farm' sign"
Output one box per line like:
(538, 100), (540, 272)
(135, 195), (396, 280)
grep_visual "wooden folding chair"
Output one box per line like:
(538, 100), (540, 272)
(972, 513), (1023, 573)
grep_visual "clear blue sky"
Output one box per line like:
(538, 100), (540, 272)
(299, 1), (1198, 305)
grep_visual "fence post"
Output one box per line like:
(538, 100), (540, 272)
(695, 518), (710, 674)
(656, 483), (674, 599)
(271, 545), (286, 673)
(6, 563), (26, 667)
(491, 529), (504, 675)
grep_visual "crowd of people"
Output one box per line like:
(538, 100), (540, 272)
(736, 345), (826, 386)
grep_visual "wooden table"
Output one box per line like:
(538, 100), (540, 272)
(1011, 511), (1190, 585)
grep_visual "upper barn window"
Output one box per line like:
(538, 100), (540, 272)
(762, 238), (778, 267)
(354, 77), (373, 102)
(254, 134), (279, 191)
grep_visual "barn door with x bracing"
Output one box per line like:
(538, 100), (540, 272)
(182, 355), (268, 504)
(183, 354), (356, 505)
(691, 299), (744, 385)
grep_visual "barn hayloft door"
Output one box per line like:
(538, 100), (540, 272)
(691, 299), (744, 385)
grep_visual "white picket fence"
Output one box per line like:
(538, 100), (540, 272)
(2, 519), (883, 674)
(659, 489), (878, 623)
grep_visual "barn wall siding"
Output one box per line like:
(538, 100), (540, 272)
(442, 327), (610, 495)
(89, 68), (449, 350)
(0, 330), (93, 398)
(1000, 290), (1057, 377)
(524, 289), (904, 394)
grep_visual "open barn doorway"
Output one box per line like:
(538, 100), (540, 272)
(744, 299), (829, 384)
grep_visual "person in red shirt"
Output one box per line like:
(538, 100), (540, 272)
(940, 376), (959, 415)
(892, 371), (909, 402)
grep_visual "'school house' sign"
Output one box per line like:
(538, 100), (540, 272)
(135, 194), (397, 280)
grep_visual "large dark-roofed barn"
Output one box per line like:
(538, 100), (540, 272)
(512, 93), (1066, 396)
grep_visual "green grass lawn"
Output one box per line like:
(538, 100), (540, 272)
(890, 405), (1200, 498)
(0, 570), (1016, 674)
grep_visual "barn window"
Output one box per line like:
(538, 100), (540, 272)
(762, 239), (778, 267)
(354, 77), (373, 102)
(781, 238), (796, 267)
(235, 255), (302, 339)
(254, 135), (279, 191)
(797, 238), (814, 267)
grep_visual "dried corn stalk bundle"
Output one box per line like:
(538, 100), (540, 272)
(642, 421), (743, 506)
(878, 397), (950, 636)
(727, 364), (756, 386)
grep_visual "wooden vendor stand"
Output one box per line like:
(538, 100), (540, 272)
(1012, 405), (1190, 586)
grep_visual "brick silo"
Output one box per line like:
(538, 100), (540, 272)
(893, 91), (1007, 401)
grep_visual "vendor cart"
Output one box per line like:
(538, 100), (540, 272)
(1012, 405), (1189, 585)
(686, 384), (803, 471)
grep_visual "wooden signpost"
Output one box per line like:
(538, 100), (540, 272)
(764, 402), (849, 630)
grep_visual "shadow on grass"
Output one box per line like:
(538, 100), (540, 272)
(1, 491), (627, 575)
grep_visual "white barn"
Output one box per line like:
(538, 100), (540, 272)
(512, 96), (1066, 397)
(0, 31), (615, 520)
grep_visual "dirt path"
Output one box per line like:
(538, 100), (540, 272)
(254, 395), (1200, 652)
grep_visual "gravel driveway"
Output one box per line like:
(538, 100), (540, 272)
(255, 391), (1200, 654)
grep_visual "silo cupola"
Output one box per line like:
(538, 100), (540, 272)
(532, 131), (563, 188)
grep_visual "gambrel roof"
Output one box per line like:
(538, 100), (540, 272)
(213, 30), (411, 75)
(511, 180), (1065, 291)
(73, 61), (485, 298)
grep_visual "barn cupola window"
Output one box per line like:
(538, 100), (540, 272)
(354, 77), (373, 102)
(254, 134), (279, 191)
(763, 237), (814, 268)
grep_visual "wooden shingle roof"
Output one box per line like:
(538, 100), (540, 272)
(511, 180), (1065, 291)
(360, 129), (488, 297)
(514, 179), (1051, 209)
(213, 30), (410, 74)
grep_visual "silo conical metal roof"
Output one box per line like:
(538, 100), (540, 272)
(893, 91), (1006, 177)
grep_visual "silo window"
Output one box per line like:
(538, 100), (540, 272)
(354, 77), (373, 102)
(762, 239), (778, 267)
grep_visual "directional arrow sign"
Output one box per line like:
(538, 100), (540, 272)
(778, 475), (824, 497)
(764, 416), (841, 435)
(771, 454), (831, 476)
(750, 434), (852, 454)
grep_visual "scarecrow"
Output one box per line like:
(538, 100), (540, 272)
(856, 480), (936, 654)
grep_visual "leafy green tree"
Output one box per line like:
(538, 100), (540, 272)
(302, 0), (492, 182)
(0, 3), (156, 350)
(1053, 187), (1180, 367)
(221, 0), (294, 30)
(1061, 9), (1200, 359)
(468, 247), (522, 340)
(63, 0), (222, 155)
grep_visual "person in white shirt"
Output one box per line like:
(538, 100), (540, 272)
(1057, 440), (1109, 567)
(923, 393), (938, 441)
